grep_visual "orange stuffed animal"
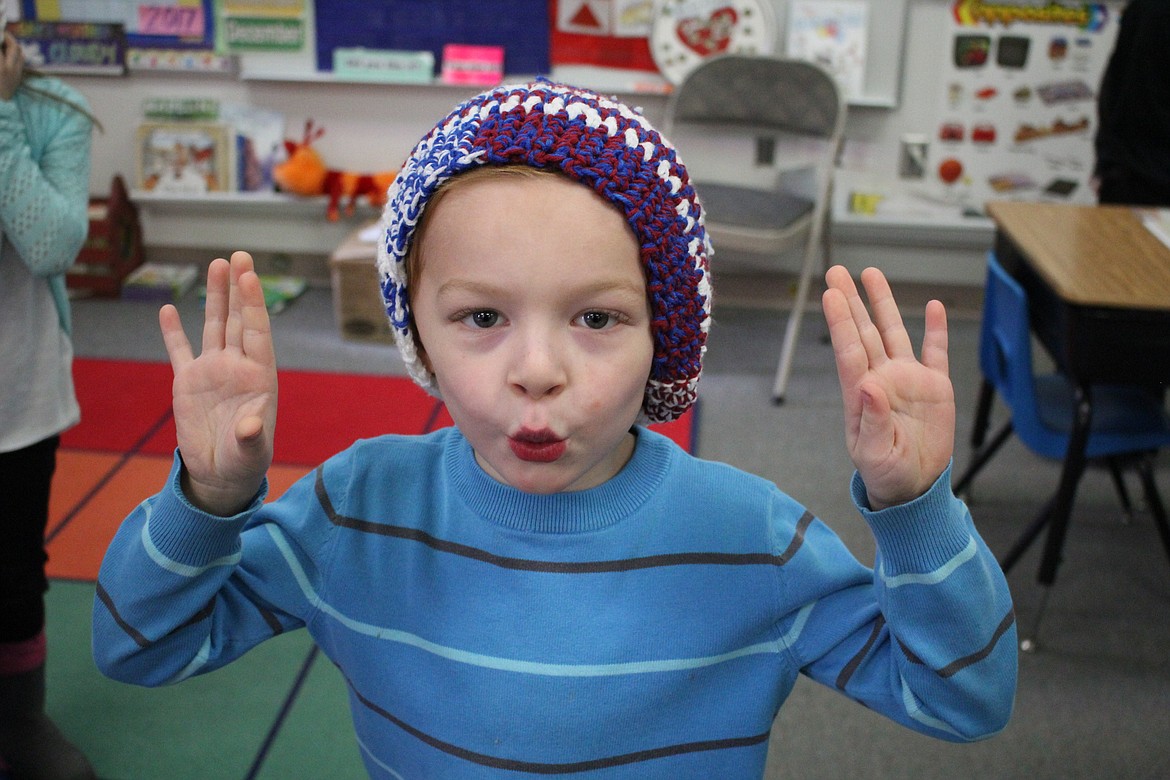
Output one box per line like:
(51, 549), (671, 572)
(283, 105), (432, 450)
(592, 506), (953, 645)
(273, 120), (398, 221)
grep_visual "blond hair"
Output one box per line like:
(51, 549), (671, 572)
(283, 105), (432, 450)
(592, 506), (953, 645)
(405, 165), (559, 287)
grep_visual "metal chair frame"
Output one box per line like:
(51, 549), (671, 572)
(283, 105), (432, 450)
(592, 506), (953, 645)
(664, 54), (845, 403)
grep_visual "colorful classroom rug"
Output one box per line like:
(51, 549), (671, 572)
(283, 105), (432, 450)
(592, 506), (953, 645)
(47, 358), (698, 583)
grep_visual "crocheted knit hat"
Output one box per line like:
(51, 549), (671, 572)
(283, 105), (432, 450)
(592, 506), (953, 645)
(376, 81), (712, 424)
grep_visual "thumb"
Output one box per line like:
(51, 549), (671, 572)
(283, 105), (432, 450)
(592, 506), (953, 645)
(235, 415), (266, 446)
(857, 382), (892, 451)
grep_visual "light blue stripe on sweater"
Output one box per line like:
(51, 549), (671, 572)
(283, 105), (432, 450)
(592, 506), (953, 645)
(166, 636), (213, 685)
(880, 537), (977, 589)
(141, 500), (243, 577)
(901, 677), (964, 739)
(263, 523), (786, 677)
(357, 734), (407, 779)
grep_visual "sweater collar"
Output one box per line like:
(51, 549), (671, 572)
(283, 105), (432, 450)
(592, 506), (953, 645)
(444, 427), (672, 534)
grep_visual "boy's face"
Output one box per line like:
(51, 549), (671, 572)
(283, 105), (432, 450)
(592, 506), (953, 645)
(411, 173), (653, 494)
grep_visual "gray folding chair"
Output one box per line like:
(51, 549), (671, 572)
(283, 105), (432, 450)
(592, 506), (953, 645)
(663, 54), (845, 403)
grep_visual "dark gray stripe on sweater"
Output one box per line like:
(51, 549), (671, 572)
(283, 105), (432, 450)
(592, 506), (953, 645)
(314, 466), (814, 573)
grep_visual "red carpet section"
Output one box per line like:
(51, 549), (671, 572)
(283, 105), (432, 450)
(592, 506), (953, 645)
(47, 359), (697, 582)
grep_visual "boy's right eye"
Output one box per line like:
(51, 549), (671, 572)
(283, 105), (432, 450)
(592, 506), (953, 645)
(460, 310), (500, 328)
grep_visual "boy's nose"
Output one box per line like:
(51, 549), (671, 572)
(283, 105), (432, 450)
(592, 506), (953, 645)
(508, 331), (567, 399)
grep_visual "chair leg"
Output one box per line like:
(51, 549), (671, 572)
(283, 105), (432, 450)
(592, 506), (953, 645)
(1135, 454), (1170, 567)
(1106, 457), (1135, 523)
(770, 241), (822, 404)
(953, 420), (1014, 498)
(999, 492), (1055, 574)
(1019, 454), (1167, 654)
(970, 380), (996, 450)
(1034, 386), (1094, 588)
(1019, 586), (1051, 654)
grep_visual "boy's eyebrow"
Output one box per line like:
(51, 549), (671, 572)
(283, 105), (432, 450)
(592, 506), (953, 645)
(434, 279), (506, 297)
(435, 277), (647, 299)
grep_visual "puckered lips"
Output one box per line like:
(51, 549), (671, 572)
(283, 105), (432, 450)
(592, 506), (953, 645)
(508, 428), (567, 463)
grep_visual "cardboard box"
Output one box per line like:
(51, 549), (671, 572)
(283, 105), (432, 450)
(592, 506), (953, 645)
(329, 225), (394, 344)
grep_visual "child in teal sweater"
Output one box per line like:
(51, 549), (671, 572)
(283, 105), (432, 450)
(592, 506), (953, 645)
(94, 81), (1016, 778)
(1, 27), (98, 780)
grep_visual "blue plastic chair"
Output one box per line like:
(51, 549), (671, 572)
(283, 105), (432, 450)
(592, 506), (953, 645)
(954, 252), (1170, 574)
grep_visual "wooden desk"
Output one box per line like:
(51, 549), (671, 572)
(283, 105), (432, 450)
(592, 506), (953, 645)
(988, 202), (1170, 386)
(984, 201), (1170, 592)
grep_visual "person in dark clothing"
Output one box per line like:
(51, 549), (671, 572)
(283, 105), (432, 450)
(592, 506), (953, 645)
(1094, 0), (1170, 206)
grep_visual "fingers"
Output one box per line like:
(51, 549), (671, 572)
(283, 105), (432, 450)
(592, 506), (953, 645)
(0, 34), (24, 100)
(921, 299), (950, 376)
(159, 304), (193, 372)
(201, 252), (270, 361)
(224, 251), (255, 350)
(822, 282), (867, 394)
(859, 267), (914, 360)
(825, 265), (886, 368)
(202, 257), (230, 353)
(4, 32), (22, 68)
(824, 266), (938, 365)
(237, 266), (275, 367)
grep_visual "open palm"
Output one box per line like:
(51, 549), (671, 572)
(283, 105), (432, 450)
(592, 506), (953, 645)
(822, 266), (955, 510)
(159, 252), (277, 516)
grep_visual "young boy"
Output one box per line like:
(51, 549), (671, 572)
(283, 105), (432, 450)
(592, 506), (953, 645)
(93, 82), (1016, 778)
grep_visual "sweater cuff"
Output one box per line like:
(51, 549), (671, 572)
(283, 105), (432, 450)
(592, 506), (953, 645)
(144, 451), (269, 568)
(850, 461), (974, 575)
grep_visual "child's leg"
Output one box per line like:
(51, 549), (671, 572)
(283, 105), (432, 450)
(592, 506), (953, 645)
(0, 436), (96, 780)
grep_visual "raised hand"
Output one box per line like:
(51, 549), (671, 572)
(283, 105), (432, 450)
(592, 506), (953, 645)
(159, 251), (277, 516)
(821, 266), (955, 509)
(1, 32), (25, 101)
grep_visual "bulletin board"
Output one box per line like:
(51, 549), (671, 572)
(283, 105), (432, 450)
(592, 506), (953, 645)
(550, 0), (908, 105)
(18, 0), (215, 50)
(312, 0), (549, 76)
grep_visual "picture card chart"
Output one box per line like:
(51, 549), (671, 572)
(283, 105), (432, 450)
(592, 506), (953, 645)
(929, 0), (1121, 209)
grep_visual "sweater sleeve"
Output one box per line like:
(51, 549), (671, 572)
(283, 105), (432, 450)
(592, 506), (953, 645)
(775, 463), (1017, 742)
(92, 453), (340, 687)
(0, 80), (93, 276)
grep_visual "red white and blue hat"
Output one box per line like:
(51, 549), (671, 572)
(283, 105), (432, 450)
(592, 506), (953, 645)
(376, 80), (712, 424)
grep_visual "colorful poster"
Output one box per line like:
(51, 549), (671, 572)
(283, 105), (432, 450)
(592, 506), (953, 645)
(929, 0), (1120, 209)
(8, 20), (126, 74)
(786, 0), (868, 100)
(218, 0), (307, 53)
(551, 0), (657, 72)
(649, 0), (777, 85)
(20, 0), (215, 50)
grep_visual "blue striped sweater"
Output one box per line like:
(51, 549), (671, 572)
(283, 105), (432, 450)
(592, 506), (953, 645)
(93, 426), (1016, 778)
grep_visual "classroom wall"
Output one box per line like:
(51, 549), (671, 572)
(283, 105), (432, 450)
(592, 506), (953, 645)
(62, 0), (1105, 287)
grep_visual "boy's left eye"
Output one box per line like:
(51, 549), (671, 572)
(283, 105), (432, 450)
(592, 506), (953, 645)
(578, 311), (615, 330)
(460, 310), (500, 328)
